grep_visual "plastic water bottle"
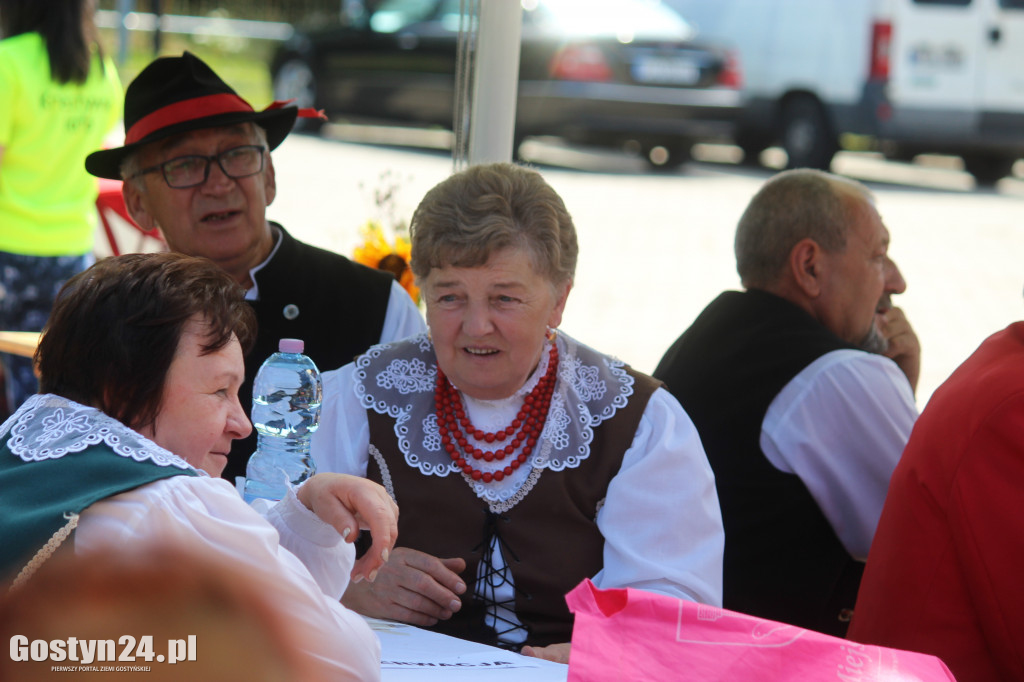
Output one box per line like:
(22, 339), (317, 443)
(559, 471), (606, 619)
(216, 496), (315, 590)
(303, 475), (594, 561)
(243, 338), (322, 504)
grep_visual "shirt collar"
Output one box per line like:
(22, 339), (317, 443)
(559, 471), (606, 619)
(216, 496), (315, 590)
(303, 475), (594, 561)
(245, 224), (283, 301)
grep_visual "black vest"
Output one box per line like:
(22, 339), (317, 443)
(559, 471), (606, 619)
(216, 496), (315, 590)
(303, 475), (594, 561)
(653, 289), (863, 636)
(223, 224), (393, 482)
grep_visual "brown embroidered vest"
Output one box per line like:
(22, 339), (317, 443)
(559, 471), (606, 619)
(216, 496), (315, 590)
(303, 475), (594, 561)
(360, 335), (661, 647)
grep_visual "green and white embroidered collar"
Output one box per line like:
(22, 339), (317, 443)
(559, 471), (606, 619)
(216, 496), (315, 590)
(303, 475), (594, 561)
(2, 394), (195, 473)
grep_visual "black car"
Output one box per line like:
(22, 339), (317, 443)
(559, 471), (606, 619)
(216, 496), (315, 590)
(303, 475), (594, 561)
(271, 0), (742, 168)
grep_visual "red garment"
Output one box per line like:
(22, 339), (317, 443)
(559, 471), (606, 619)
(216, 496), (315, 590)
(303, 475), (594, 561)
(848, 322), (1024, 682)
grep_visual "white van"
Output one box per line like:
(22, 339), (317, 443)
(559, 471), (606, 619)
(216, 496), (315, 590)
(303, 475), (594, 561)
(664, 0), (1024, 184)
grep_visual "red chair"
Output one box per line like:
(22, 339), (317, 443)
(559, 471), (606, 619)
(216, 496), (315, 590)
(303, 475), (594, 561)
(96, 178), (166, 256)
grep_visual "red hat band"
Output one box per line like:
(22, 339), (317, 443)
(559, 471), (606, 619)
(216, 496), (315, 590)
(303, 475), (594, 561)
(125, 93), (256, 145)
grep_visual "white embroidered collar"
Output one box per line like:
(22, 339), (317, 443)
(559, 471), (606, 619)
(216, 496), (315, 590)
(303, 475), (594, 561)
(354, 331), (635, 505)
(1, 394), (197, 473)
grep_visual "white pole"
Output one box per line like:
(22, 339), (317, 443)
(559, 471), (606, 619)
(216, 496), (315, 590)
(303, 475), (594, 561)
(468, 0), (523, 166)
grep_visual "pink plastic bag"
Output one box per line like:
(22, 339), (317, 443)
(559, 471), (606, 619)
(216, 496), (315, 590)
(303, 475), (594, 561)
(566, 580), (955, 681)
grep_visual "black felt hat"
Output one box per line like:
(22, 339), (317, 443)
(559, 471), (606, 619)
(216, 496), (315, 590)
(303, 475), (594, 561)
(85, 51), (300, 179)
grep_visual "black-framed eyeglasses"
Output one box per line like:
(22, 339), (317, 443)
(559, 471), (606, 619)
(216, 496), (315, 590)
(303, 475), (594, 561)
(130, 145), (267, 189)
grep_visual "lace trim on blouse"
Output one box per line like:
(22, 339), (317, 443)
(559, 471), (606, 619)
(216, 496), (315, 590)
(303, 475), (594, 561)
(1, 394), (195, 473)
(354, 331), (634, 505)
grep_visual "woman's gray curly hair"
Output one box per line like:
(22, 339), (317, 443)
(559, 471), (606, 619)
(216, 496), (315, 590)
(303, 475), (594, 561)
(410, 162), (578, 288)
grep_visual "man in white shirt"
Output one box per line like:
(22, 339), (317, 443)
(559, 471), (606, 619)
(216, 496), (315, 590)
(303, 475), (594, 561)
(653, 168), (919, 637)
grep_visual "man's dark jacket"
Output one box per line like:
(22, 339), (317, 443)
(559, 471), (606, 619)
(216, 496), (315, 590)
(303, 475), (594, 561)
(222, 224), (392, 482)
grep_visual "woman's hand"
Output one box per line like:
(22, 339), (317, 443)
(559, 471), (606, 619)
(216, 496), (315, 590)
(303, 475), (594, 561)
(521, 642), (571, 664)
(296, 473), (398, 583)
(342, 547), (466, 626)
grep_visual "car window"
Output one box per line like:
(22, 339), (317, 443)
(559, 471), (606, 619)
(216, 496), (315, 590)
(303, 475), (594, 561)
(437, 0), (463, 15)
(370, 0), (438, 33)
(424, 0), (696, 40)
(910, 0), (971, 5)
(437, 0), (472, 31)
(1000, 0), (1024, 8)
(525, 0), (695, 40)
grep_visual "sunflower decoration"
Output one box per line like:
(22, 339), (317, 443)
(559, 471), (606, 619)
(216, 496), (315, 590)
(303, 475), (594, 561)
(353, 221), (419, 304)
(352, 171), (420, 305)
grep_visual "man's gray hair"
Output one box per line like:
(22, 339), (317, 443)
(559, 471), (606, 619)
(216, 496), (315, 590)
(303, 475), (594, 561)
(734, 168), (873, 289)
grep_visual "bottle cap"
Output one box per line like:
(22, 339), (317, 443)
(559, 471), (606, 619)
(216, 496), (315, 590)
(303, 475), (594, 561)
(278, 338), (304, 354)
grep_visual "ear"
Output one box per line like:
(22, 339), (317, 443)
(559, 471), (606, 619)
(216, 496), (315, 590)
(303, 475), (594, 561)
(263, 154), (277, 207)
(788, 238), (826, 298)
(122, 180), (158, 231)
(547, 279), (573, 329)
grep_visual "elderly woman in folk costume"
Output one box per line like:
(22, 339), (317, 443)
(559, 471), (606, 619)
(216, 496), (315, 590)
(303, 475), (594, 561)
(311, 162), (724, 663)
(0, 252), (397, 681)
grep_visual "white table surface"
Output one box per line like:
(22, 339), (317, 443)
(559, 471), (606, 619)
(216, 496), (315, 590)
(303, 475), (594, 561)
(370, 619), (569, 681)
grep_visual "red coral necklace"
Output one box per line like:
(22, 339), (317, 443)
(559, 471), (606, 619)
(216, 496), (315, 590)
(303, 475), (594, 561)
(435, 343), (559, 483)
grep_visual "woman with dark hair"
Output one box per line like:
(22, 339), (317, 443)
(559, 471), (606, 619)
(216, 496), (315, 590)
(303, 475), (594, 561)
(0, 252), (398, 682)
(0, 0), (123, 417)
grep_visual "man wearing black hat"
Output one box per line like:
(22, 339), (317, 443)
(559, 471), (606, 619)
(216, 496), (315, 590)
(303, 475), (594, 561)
(85, 52), (426, 484)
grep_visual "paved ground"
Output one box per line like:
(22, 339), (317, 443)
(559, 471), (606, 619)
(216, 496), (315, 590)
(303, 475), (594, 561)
(173, 130), (1024, 409)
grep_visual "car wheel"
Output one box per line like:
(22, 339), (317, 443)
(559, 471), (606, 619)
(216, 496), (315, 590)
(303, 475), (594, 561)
(273, 57), (322, 134)
(780, 96), (837, 170)
(962, 154), (1017, 186)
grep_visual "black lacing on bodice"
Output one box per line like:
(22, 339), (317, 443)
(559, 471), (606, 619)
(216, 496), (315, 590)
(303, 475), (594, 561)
(473, 511), (530, 646)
